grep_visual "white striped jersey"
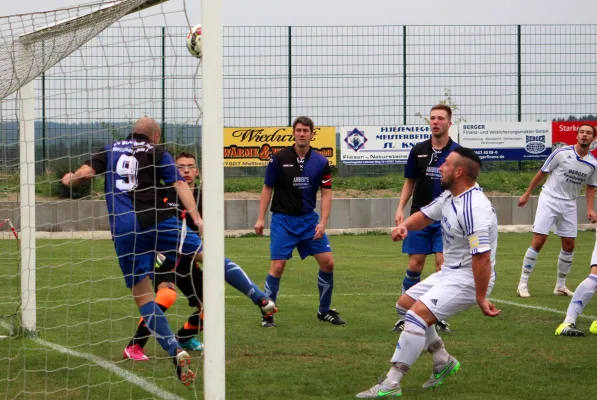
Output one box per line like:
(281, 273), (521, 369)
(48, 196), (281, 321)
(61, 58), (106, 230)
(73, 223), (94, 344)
(540, 145), (597, 200)
(420, 185), (497, 270)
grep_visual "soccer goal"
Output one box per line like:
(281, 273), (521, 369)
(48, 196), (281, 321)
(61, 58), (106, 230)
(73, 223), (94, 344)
(0, 0), (225, 398)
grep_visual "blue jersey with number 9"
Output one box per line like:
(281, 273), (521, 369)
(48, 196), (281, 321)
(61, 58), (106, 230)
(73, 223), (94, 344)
(85, 133), (183, 235)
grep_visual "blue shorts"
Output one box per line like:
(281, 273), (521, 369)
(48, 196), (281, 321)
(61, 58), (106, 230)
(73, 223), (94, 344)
(402, 220), (443, 255)
(114, 217), (203, 288)
(270, 212), (331, 260)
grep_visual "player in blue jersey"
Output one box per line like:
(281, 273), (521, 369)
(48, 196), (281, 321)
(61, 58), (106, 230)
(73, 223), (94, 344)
(254, 116), (345, 327)
(124, 152), (277, 359)
(392, 104), (459, 333)
(62, 118), (276, 385)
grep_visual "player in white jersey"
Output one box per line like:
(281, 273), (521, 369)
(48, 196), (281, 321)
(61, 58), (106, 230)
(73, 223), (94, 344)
(356, 147), (500, 398)
(516, 124), (597, 298)
(555, 238), (597, 336)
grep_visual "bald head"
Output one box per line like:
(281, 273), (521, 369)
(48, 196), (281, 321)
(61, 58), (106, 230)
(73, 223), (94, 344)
(133, 117), (161, 143)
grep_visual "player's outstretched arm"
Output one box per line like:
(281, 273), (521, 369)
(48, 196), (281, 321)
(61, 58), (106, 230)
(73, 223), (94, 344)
(586, 185), (597, 223)
(472, 251), (501, 317)
(254, 185), (273, 235)
(391, 211), (433, 242)
(61, 164), (96, 187)
(395, 179), (415, 225)
(518, 170), (547, 207)
(403, 210), (433, 232)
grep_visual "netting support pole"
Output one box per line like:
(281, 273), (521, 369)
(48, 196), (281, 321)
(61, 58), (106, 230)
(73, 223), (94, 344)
(201, 0), (226, 398)
(18, 81), (37, 335)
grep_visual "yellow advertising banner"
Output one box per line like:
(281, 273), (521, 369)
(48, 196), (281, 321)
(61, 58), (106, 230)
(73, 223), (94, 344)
(223, 126), (337, 167)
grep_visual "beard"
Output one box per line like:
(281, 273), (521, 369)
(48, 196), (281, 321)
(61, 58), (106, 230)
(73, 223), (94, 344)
(440, 176), (453, 191)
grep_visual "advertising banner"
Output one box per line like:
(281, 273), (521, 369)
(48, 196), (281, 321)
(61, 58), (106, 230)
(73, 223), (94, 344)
(459, 122), (551, 160)
(223, 127), (336, 167)
(339, 125), (458, 165)
(552, 121), (597, 157)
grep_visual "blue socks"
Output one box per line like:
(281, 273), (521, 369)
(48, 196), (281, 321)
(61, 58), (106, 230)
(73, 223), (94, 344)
(263, 271), (334, 312)
(224, 258), (266, 305)
(318, 271), (334, 313)
(139, 301), (178, 357)
(264, 274), (281, 303)
(402, 269), (421, 293)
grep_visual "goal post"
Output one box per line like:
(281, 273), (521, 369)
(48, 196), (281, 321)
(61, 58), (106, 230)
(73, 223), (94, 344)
(17, 80), (36, 335)
(200, 0), (226, 398)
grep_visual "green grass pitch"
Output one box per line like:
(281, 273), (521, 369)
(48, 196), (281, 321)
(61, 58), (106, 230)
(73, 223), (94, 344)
(1, 232), (597, 399)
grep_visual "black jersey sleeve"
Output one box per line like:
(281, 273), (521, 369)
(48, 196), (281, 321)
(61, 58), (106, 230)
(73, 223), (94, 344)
(155, 146), (183, 185)
(84, 145), (108, 174)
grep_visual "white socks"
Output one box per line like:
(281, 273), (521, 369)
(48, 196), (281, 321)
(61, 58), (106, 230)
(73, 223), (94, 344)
(556, 250), (574, 288)
(385, 311), (428, 386)
(424, 324), (450, 365)
(563, 274), (597, 324)
(519, 247), (539, 286)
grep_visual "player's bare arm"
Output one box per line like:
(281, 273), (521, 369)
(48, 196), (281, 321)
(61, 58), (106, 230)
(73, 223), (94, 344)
(254, 184), (273, 235)
(314, 187), (331, 240)
(395, 178), (415, 225)
(472, 251), (501, 317)
(586, 185), (597, 223)
(518, 170), (547, 207)
(61, 164), (96, 186)
(174, 180), (202, 231)
(392, 211), (433, 242)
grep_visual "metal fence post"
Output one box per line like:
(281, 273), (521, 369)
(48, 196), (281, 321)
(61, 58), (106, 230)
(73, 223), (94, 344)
(161, 26), (166, 143)
(403, 25), (407, 125)
(41, 72), (46, 173)
(288, 26), (292, 127)
(517, 25), (522, 171)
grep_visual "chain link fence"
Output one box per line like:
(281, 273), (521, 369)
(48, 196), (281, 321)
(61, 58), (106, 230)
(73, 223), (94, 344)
(1, 24), (596, 178)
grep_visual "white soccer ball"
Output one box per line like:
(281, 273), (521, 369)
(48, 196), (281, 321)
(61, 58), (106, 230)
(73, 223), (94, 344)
(186, 24), (202, 59)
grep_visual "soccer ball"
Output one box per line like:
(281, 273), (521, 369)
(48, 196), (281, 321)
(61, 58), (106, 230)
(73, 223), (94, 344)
(186, 24), (202, 58)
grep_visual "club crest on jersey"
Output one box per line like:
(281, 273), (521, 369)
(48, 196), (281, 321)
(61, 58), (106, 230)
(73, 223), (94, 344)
(344, 128), (367, 152)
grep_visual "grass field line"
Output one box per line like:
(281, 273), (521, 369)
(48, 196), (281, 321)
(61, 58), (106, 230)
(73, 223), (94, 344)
(0, 321), (185, 400)
(487, 297), (597, 320)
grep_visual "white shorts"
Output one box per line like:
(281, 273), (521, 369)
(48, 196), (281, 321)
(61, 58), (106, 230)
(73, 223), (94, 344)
(405, 267), (496, 322)
(533, 193), (577, 238)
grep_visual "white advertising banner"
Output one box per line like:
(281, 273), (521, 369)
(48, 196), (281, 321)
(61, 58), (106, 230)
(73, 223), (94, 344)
(340, 125), (458, 165)
(459, 122), (552, 160)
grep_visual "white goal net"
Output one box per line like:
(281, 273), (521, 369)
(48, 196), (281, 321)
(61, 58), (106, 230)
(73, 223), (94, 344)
(0, 0), (227, 398)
